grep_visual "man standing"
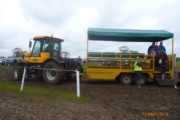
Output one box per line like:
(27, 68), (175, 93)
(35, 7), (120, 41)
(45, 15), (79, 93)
(158, 50), (168, 80)
(148, 42), (156, 54)
(159, 41), (166, 53)
(134, 57), (142, 88)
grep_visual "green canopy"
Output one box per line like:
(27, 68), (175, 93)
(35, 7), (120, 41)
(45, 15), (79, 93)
(88, 28), (173, 42)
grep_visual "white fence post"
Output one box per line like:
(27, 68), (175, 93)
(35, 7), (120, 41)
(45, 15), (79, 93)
(76, 69), (80, 97)
(19, 68), (81, 97)
(20, 67), (26, 92)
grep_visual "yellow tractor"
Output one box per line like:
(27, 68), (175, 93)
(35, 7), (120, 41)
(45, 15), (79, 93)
(13, 35), (83, 84)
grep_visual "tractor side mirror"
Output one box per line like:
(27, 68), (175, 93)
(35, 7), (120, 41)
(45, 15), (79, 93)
(29, 41), (32, 48)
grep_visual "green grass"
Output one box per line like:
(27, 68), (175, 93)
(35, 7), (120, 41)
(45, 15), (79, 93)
(82, 63), (86, 72)
(176, 61), (180, 70)
(0, 70), (90, 101)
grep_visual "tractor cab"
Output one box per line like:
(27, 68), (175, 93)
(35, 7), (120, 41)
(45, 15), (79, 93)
(24, 35), (64, 63)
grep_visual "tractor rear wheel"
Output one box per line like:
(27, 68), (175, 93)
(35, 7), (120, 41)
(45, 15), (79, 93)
(43, 61), (65, 84)
(13, 62), (25, 81)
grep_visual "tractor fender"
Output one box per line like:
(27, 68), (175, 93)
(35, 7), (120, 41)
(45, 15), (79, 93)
(44, 57), (65, 64)
(13, 57), (27, 64)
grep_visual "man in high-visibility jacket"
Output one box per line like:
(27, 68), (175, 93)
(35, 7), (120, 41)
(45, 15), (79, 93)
(134, 57), (142, 88)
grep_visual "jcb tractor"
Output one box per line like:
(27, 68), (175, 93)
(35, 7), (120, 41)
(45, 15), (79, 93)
(13, 35), (83, 84)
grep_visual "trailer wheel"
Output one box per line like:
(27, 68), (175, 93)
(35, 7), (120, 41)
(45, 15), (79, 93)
(13, 62), (25, 81)
(43, 61), (65, 84)
(134, 74), (148, 85)
(120, 74), (133, 85)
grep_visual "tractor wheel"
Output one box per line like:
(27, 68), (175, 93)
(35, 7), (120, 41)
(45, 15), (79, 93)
(13, 62), (25, 81)
(43, 61), (65, 84)
(134, 74), (148, 85)
(120, 74), (133, 85)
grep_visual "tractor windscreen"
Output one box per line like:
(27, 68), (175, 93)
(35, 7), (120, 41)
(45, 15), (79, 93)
(43, 39), (61, 52)
(31, 38), (62, 56)
(32, 40), (41, 56)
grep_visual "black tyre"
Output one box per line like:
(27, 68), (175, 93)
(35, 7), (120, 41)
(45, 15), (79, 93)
(13, 62), (25, 81)
(120, 74), (133, 85)
(43, 61), (65, 84)
(115, 76), (120, 83)
(66, 62), (83, 80)
(134, 73), (148, 85)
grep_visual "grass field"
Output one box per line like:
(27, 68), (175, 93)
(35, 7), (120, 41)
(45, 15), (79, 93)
(176, 61), (180, 70)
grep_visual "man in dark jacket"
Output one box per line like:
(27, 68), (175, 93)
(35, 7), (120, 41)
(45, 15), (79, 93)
(158, 50), (168, 80)
(159, 41), (166, 53)
(148, 42), (156, 54)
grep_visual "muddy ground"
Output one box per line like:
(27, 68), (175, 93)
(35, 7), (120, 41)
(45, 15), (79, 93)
(0, 66), (179, 120)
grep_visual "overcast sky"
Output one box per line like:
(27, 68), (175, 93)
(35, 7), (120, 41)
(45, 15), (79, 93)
(0, 0), (179, 58)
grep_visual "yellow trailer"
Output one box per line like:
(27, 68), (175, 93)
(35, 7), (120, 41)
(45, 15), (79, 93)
(84, 28), (175, 85)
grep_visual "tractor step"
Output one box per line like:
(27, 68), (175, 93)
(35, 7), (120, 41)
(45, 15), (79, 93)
(154, 75), (174, 86)
(157, 80), (174, 86)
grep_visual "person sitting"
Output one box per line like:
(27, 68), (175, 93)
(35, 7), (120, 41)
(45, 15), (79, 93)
(159, 41), (166, 53)
(44, 44), (53, 52)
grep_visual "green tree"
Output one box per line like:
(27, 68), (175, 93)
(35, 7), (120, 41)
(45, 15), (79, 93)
(119, 46), (139, 53)
(119, 46), (129, 53)
(12, 48), (24, 57)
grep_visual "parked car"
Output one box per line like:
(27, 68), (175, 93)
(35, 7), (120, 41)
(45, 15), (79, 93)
(0, 59), (2, 65)
(2, 58), (14, 66)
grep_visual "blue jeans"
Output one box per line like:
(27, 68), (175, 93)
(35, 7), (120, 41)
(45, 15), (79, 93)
(135, 71), (141, 86)
(160, 65), (167, 74)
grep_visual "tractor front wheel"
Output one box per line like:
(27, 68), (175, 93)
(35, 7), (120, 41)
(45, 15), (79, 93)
(13, 62), (25, 81)
(43, 61), (65, 84)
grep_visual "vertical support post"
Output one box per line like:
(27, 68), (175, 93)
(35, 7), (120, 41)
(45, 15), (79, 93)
(86, 36), (88, 71)
(76, 69), (80, 97)
(172, 37), (174, 55)
(20, 67), (26, 92)
(172, 37), (174, 80)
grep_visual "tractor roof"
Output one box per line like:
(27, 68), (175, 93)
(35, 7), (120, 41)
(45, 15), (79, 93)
(33, 35), (64, 41)
(88, 28), (173, 42)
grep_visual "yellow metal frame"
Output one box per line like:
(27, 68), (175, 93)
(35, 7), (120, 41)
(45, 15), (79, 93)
(85, 37), (175, 81)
